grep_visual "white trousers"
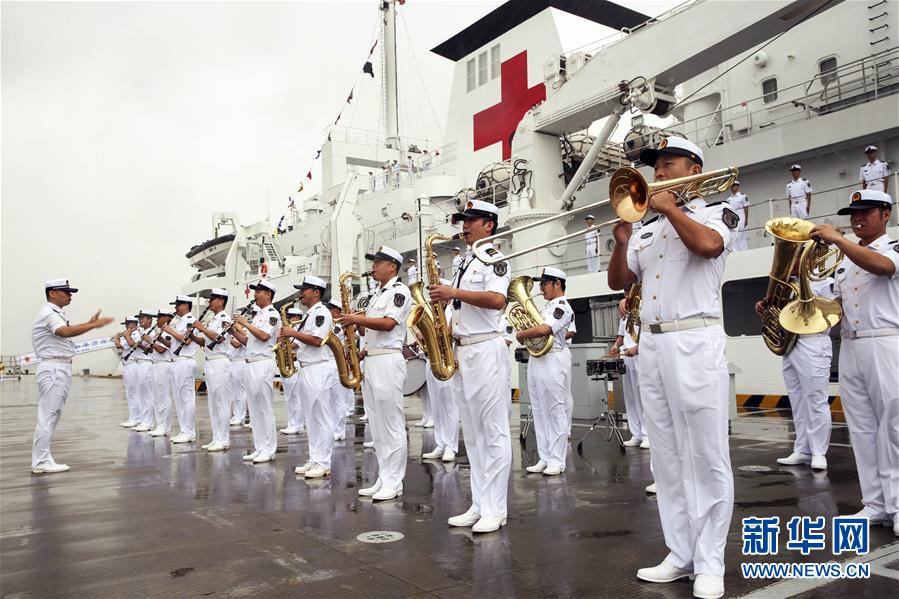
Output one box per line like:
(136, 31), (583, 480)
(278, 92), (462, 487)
(457, 338), (512, 519)
(134, 360), (155, 428)
(229, 358), (248, 421)
(622, 354), (646, 440)
(122, 362), (140, 422)
(733, 227), (748, 252)
(839, 336), (899, 516)
(151, 361), (173, 433)
(782, 335), (832, 456)
(421, 382), (432, 421)
(361, 353), (407, 491)
(282, 371), (305, 430)
(527, 349), (572, 470)
(640, 326), (733, 577)
(330, 379), (348, 436)
(170, 358), (196, 437)
(205, 358), (232, 446)
(344, 386), (356, 414)
(586, 248), (599, 273)
(298, 362), (338, 469)
(425, 366), (460, 453)
(246, 359), (277, 456)
(790, 202), (808, 219)
(31, 361), (72, 467)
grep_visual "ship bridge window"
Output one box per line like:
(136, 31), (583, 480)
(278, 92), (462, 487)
(761, 77), (778, 104)
(819, 56), (838, 87)
(466, 58), (476, 92)
(490, 44), (500, 80)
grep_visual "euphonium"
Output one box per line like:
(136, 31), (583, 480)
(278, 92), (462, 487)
(506, 276), (553, 357)
(409, 233), (460, 381)
(274, 301), (298, 378)
(625, 283), (642, 343)
(322, 271), (364, 389)
(779, 239), (843, 335)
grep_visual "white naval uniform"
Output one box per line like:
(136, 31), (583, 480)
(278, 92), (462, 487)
(228, 328), (249, 423)
(30, 304), (75, 468)
(860, 160), (890, 193)
(295, 302), (339, 469)
(727, 192), (749, 251)
(245, 304), (281, 457)
(329, 323), (354, 435)
(452, 255), (464, 279)
(782, 278), (835, 457)
(626, 199), (736, 577)
(149, 327), (174, 434)
(423, 304), (460, 454)
(171, 312), (199, 438)
(118, 334), (140, 424)
(362, 277), (412, 492)
(833, 235), (899, 517)
(130, 326), (156, 429)
(526, 297), (574, 470)
(786, 178), (812, 219)
(584, 228), (600, 273)
(204, 310), (233, 446)
(452, 244), (512, 519)
(407, 265), (419, 285)
(617, 315), (645, 441)
(281, 322), (304, 432)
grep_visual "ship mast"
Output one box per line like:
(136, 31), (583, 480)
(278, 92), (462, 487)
(381, 0), (401, 153)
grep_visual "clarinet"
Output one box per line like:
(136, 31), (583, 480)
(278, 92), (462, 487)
(123, 324), (157, 361)
(172, 306), (211, 356)
(207, 299), (255, 350)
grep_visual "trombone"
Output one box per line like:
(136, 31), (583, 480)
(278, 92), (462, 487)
(471, 165), (739, 264)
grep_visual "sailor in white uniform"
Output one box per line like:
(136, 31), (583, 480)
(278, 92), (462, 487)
(282, 276), (339, 478)
(192, 289), (233, 451)
(451, 247), (464, 278)
(812, 189), (899, 537)
(860, 145), (890, 194)
(518, 267), (574, 476)
(279, 307), (305, 435)
(612, 292), (646, 448)
(147, 309), (175, 437)
(786, 164), (813, 219)
(228, 310), (249, 426)
(340, 246), (412, 501)
(421, 281), (460, 463)
(327, 299), (354, 438)
(609, 137), (737, 599)
(125, 310), (157, 432)
(429, 200), (512, 534)
(114, 316), (140, 428)
(162, 295), (204, 443)
(407, 259), (418, 285)
(726, 181), (749, 251)
(584, 214), (600, 273)
(31, 278), (113, 474)
(232, 280), (281, 463)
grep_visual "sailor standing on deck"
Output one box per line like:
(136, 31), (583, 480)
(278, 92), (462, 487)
(282, 276), (339, 478)
(31, 279), (114, 474)
(279, 307), (305, 435)
(114, 316), (140, 428)
(125, 310), (157, 432)
(421, 280), (460, 463)
(860, 145), (890, 193)
(407, 258), (418, 285)
(584, 215), (600, 273)
(327, 299), (353, 438)
(727, 181), (749, 251)
(608, 137), (737, 599)
(611, 293), (647, 449)
(192, 289), (233, 451)
(162, 295), (204, 444)
(451, 247), (464, 278)
(786, 165), (813, 219)
(812, 189), (899, 537)
(228, 313), (250, 426)
(429, 200), (512, 534)
(232, 280), (281, 463)
(518, 267), (574, 477)
(340, 246), (411, 500)
(147, 309), (175, 438)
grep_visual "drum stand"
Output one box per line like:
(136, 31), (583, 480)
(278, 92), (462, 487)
(519, 405), (534, 442)
(576, 410), (625, 454)
(578, 361), (627, 454)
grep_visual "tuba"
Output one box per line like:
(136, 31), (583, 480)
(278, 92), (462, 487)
(274, 301), (298, 378)
(779, 238), (843, 335)
(410, 233), (460, 381)
(322, 271), (364, 389)
(625, 283), (642, 343)
(506, 276), (553, 357)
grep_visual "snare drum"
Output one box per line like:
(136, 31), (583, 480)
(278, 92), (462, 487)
(403, 356), (427, 395)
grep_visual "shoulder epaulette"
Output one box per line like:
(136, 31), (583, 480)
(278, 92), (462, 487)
(485, 247), (499, 256)
(642, 215), (661, 226)
(705, 200), (724, 207)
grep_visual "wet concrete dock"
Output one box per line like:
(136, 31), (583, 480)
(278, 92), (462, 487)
(1, 377), (897, 598)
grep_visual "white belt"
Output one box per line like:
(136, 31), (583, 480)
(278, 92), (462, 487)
(173, 355), (194, 361)
(228, 357), (245, 363)
(133, 357), (152, 363)
(41, 357), (72, 364)
(647, 317), (721, 335)
(205, 354), (228, 361)
(454, 332), (501, 346)
(154, 358), (174, 363)
(366, 348), (401, 357)
(299, 359), (329, 367)
(845, 327), (899, 339)
(245, 355), (272, 363)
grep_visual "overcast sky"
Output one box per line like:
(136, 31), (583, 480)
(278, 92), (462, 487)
(1, 0), (676, 369)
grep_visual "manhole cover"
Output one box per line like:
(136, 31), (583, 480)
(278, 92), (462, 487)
(738, 465), (772, 472)
(357, 530), (404, 544)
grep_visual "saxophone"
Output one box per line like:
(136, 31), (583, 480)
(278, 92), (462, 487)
(322, 271), (364, 389)
(274, 301), (298, 378)
(625, 283), (642, 343)
(506, 276), (553, 357)
(409, 233), (460, 381)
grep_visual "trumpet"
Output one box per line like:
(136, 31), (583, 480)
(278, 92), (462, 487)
(472, 166), (739, 264)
